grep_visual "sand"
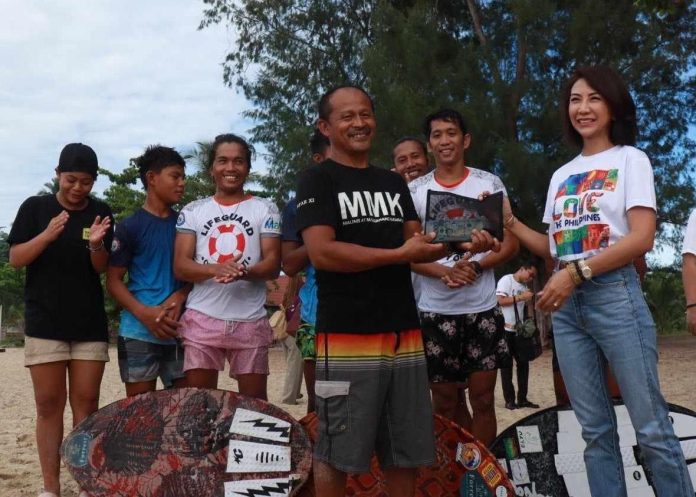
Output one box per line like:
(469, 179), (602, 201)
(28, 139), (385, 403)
(1, 336), (695, 497)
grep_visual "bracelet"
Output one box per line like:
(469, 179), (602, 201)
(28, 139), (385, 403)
(573, 260), (588, 281)
(503, 214), (516, 228)
(687, 303), (696, 310)
(565, 264), (583, 285)
(87, 240), (105, 252)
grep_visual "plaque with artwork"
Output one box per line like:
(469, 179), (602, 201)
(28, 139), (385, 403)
(425, 190), (504, 243)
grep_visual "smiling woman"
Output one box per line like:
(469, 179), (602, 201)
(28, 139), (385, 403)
(6, 142), (114, 497)
(503, 65), (693, 497)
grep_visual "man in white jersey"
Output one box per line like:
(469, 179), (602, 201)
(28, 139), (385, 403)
(409, 108), (517, 445)
(174, 134), (281, 399)
(683, 209), (696, 335)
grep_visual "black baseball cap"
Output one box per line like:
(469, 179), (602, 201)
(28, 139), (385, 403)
(57, 143), (98, 178)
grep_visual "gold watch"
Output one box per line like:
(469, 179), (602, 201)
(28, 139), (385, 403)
(577, 259), (593, 281)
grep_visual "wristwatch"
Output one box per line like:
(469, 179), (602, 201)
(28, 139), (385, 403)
(577, 259), (593, 281)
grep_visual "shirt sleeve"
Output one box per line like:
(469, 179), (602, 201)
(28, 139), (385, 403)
(295, 167), (338, 232)
(260, 201), (282, 237)
(496, 274), (511, 296)
(109, 219), (133, 267)
(624, 149), (656, 211)
(542, 173), (558, 225)
(280, 199), (301, 242)
(7, 197), (39, 245)
(398, 178), (419, 222)
(683, 209), (696, 256)
(176, 202), (198, 235)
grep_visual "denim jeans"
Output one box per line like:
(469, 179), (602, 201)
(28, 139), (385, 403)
(553, 265), (693, 497)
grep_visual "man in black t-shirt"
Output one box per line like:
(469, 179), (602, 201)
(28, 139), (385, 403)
(295, 86), (496, 497)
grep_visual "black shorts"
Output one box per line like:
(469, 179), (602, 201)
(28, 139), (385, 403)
(420, 307), (511, 383)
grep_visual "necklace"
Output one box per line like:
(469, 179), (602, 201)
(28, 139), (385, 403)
(214, 193), (245, 228)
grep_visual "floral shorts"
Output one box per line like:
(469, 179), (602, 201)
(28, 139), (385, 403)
(295, 321), (316, 361)
(419, 307), (511, 383)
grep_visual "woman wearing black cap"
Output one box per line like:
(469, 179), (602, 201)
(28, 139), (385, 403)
(8, 143), (113, 497)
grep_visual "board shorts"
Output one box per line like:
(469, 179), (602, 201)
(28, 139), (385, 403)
(179, 309), (273, 376)
(24, 336), (109, 366)
(420, 306), (511, 383)
(117, 337), (185, 387)
(314, 329), (436, 473)
(295, 321), (316, 361)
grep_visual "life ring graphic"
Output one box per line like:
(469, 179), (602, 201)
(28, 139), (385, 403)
(208, 224), (246, 263)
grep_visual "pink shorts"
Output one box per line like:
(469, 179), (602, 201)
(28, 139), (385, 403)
(179, 309), (273, 376)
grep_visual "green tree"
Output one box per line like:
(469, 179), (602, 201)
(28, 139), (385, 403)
(200, 0), (696, 244)
(643, 266), (687, 334)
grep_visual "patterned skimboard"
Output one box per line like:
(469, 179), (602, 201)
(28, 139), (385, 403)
(61, 388), (312, 497)
(296, 412), (514, 497)
(490, 401), (696, 497)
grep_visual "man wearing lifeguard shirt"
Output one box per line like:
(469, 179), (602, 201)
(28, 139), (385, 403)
(174, 134), (281, 400)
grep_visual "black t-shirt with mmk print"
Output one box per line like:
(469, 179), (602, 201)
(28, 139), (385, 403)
(295, 159), (420, 334)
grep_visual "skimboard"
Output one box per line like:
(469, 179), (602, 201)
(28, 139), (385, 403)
(61, 388), (312, 497)
(296, 412), (514, 497)
(490, 401), (696, 497)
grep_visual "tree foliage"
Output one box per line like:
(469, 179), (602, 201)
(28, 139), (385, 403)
(200, 0), (695, 244)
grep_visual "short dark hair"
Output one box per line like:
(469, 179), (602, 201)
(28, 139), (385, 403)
(560, 65), (637, 147)
(317, 85), (374, 121)
(209, 133), (254, 170)
(392, 136), (427, 161)
(310, 128), (330, 155)
(136, 145), (185, 189)
(422, 108), (468, 139)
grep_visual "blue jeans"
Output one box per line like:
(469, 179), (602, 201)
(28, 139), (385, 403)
(553, 265), (693, 497)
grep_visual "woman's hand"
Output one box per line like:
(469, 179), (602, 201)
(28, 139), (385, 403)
(41, 210), (69, 242)
(536, 268), (577, 312)
(88, 215), (112, 246)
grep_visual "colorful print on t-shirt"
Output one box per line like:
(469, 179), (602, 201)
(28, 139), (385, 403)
(551, 169), (617, 257)
(543, 146), (656, 261)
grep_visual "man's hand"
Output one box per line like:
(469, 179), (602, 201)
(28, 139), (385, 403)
(442, 258), (479, 288)
(454, 229), (500, 254)
(210, 253), (247, 283)
(136, 304), (181, 340)
(400, 232), (448, 263)
(41, 210), (69, 243)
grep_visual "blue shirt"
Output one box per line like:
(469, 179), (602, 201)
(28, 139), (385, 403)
(281, 198), (317, 326)
(110, 208), (183, 344)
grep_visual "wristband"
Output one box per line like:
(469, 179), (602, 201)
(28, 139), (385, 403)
(687, 303), (696, 310)
(503, 214), (516, 228)
(87, 240), (105, 252)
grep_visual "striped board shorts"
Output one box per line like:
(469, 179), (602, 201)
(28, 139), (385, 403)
(313, 329), (436, 473)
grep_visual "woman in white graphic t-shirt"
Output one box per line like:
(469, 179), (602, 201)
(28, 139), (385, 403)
(503, 66), (692, 497)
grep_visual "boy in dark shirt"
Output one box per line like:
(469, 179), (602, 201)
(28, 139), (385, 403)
(106, 145), (189, 396)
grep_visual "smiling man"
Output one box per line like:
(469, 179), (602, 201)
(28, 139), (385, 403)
(295, 86), (454, 497)
(409, 108), (518, 445)
(392, 136), (430, 183)
(173, 134), (281, 399)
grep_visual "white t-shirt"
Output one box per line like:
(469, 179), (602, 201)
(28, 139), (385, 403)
(496, 274), (529, 332)
(683, 209), (696, 256)
(176, 195), (281, 320)
(409, 168), (507, 314)
(543, 146), (656, 261)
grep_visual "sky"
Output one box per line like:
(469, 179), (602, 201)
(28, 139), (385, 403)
(0, 1), (688, 265)
(0, 0), (261, 230)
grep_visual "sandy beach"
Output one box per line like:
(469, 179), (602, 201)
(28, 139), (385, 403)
(1, 336), (695, 497)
